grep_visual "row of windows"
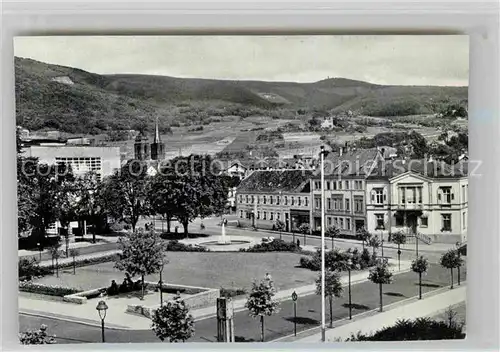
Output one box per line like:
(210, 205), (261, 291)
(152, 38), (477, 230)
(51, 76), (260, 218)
(238, 194), (309, 207)
(313, 180), (364, 191)
(239, 210), (284, 221)
(327, 216), (351, 231)
(314, 197), (364, 213)
(375, 212), (467, 232)
(372, 186), (467, 205)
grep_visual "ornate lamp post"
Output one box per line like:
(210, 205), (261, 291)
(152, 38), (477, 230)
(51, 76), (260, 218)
(96, 300), (108, 343)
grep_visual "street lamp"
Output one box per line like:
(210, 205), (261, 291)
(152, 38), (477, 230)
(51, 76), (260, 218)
(347, 258), (353, 320)
(456, 241), (462, 286)
(159, 263), (165, 305)
(96, 300), (108, 343)
(37, 242), (42, 261)
(320, 145), (327, 342)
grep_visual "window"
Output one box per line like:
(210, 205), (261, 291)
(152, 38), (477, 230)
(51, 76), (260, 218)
(373, 188), (384, 204)
(276, 196), (280, 205)
(462, 185), (466, 202)
(314, 181), (321, 190)
(345, 180), (349, 189)
(245, 195), (249, 203)
(270, 212), (274, 221)
(257, 196), (260, 204)
(326, 181), (331, 190)
(440, 187), (453, 203)
(333, 197), (343, 210)
(251, 195), (255, 204)
(462, 212), (467, 229)
(375, 214), (385, 230)
(327, 198), (332, 210)
(345, 199), (350, 211)
(333, 181), (337, 190)
(285, 196), (288, 205)
(346, 218), (351, 230)
(305, 197), (309, 206)
(354, 197), (364, 213)
(291, 197), (295, 206)
(239, 195), (243, 203)
(263, 196), (267, 204)
(263, 211), (267, 220)
(421, 217), (428, 227)
(395, 214), (404, 227)
(339, 218), (344, 229)
(257, 211), (261, 220)
(418, 188), (422, 204)
(240, 210), (243, 218)
(277, 213), (281, 220)
(315, 197), (321, 210)
(338, 181), (343, 190)
(334, 217), (338, 226)
(327, 216), (332, 226)
(441, 214), (452, 231)
(270, 196), (273, 205)
(298, 197), (302, 206)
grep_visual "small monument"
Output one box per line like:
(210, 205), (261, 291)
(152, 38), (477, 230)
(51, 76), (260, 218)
(218, 219), (231, 245)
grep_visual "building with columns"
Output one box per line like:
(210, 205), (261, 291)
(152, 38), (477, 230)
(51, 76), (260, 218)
(365, 159), (468, 244)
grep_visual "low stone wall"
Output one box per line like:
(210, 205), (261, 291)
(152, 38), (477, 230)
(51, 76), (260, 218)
(63, 287), (107, 304)
(126, 281), (220, 319)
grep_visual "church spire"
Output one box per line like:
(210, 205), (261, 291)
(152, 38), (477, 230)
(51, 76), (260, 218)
(154, 116), (160, 143)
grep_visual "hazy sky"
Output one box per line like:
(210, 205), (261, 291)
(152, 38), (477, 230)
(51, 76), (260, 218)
(14, 35), (469, 86)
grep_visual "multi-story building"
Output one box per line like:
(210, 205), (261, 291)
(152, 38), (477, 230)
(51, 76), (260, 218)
(365, 159), (468, 244)
(236, 170), (313, 232)
(24, 145), (121, 180)
(310, 148), (384, 235)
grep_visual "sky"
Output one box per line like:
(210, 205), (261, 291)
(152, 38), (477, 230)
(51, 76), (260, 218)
(14, 35), (469, 86)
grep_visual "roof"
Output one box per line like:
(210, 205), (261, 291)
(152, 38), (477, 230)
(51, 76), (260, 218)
(237, 170), (313, 193)
(323, 148), (382, 177)
(367, 159), (468, 180)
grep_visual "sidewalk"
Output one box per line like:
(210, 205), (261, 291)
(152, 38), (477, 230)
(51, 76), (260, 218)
(19, 235), (120, 258)
(19, 258), (411, 330)
(294, 285), (466, 342)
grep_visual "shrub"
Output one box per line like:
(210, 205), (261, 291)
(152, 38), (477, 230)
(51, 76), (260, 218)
(220, 287), (247, 298)
(19, 258), (51, 279)
(166, 240), (207, 252)
(239, 239), (300, 253)
(19, 324), (56, 345)
(19, 281), (81, 297)
(55, 253), (119, 269)
(299, 247), (377, 271)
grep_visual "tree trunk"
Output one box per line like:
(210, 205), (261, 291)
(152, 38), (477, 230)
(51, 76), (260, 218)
(183, 220), (189, 238)
(166, 218), (171, 233)
(260, 316), (265, 342)
(141, 274), (145, 300)
(362, 241), (365, 250)
(73, 256), (76, 275)
(450, 268), (454, 289)
(55, 258), (59, 278)
(418, 272), (422, 299)
(379, 283), (383, 312)
(51, 258), (54, 275)
(329, 295), (333, 328)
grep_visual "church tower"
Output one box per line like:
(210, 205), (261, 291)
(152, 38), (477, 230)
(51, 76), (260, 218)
(134, 131), (150, 160)
(150, 117), (166, 161)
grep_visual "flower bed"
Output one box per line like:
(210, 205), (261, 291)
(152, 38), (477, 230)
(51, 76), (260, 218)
(19, 281), (81, 297)
(239, 239), (301, 253)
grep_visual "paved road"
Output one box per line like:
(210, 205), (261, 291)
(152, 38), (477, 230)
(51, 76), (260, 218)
(20, 264), (466, 343)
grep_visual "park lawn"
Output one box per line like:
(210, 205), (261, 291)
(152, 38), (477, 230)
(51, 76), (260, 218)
(31, 252), (317, 293)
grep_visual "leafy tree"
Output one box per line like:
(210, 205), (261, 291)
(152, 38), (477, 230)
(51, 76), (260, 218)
(19, 324), (56, 345)
(245, 276), (280, 342)
(368, 260), (393, 312)
(346, 317), (464, 341)
(368, 235), (381, 256)
(72, 172), (104, 243)
(326, 226), (340, 249)
(356, 227), (371, 250)
(115, 229), (167, 299)
(158, 155), (229, 237)
(151, 293), (195, 342)
(100, 160), (151, 232)
(440, 250), (463, 289)
(274, 219), (286, 240)
(297, 223), (310, 236)
(411, 256), (429, 299)
(409, 131), (429, 159)
(391, 231), (407, 271)
(315, 270), (343, 327)
(148, 172), (177, 234)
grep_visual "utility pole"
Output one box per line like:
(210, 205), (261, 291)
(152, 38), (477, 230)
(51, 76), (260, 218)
(320, 146), (326, 342)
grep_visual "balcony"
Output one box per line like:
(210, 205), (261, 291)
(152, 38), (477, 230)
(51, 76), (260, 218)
(394, 203), (424, 210)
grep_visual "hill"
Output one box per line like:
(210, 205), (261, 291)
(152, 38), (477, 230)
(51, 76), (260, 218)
(15, 57), (468, 134)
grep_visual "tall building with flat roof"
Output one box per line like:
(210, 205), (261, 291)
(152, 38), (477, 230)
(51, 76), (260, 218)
(24, 146), (121, 180)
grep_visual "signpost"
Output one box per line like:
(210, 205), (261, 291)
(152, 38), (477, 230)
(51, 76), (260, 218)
(292, 291), (298, 336)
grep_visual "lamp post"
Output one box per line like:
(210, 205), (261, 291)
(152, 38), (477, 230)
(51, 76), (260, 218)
(347, 258), (353, 320)
(456, 241), (461, 286)
(159, 262), (165, 305)
(37, 242), (42, 261)
(96, 300), (108, 343)
(320, 145), (326, 342)
(291, 291), (298, 336)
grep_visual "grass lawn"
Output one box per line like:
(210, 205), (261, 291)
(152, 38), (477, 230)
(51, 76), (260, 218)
(32, 252), (317, 293)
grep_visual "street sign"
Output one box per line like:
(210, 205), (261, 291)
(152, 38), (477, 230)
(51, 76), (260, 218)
(291, 291), (298, 302)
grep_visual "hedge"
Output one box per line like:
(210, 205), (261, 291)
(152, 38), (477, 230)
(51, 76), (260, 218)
(166, 240), (207, 252)
(239, 239), (301, 253)
(19, 281), (81, 297)
(42, 253), (120, 270)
